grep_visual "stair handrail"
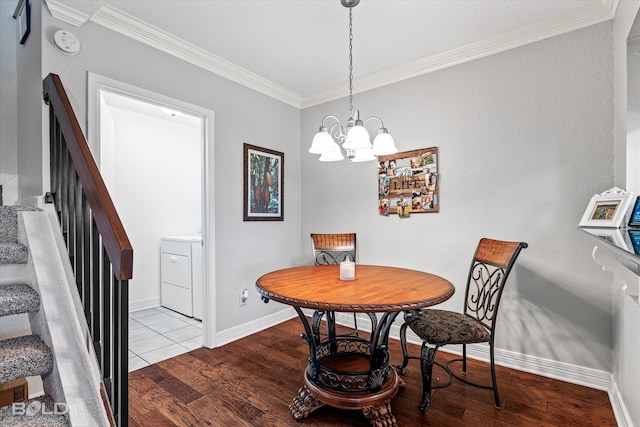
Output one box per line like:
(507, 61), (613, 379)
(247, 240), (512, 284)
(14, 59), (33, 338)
(43, 72), (132, 426)
(43, 73), (132, 280)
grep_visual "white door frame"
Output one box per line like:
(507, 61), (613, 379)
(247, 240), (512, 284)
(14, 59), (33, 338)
(87, 72), (217, 348)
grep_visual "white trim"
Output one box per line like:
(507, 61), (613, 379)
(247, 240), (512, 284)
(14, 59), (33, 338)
(302, 0), (619, 108)
(128, 296), (161, 313)
(467, 342), (610, 390)
(215, 307), (297, 347)
(87, 72), (217, 349)
(399, 326), (611, 391)
(201, 104), (216, 349)
(329, 312), (612, 391)
(89, 4), (301, 108)
(81, 1), (617, 109)
(44, 0), (91, 27)
(609, 376), (635, 427)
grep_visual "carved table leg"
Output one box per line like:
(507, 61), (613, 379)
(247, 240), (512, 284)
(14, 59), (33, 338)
(289, 385), (324, 420)
(362, 401), (397, 427)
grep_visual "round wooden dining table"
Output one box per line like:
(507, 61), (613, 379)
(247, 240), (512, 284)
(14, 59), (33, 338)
(256, 264), (455, 427)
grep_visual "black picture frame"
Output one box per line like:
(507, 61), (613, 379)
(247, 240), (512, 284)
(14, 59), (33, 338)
(243, 143), (284, 221)
(628, 196), (640, 228)
(13, 0), (31, 45)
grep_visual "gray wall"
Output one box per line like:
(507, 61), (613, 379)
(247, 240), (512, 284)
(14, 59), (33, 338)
(38, 4), (302, 331)
(13, 0), (43, 199)
(0, 1), (18, 179)
(301, 22), (615, 371)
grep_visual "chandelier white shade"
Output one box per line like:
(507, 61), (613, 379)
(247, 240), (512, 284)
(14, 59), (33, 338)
(372, 129), (397, 155)
(309, 128), (334, 155)
(351, 147), (377, 162)
(319, 140), (345, 162)
(309, 0), (398, 163)
(343, 119), (370, 151)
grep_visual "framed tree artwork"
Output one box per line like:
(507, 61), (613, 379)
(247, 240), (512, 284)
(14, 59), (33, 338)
(243, 143), (284, 221)
(377, 147), (439, 217)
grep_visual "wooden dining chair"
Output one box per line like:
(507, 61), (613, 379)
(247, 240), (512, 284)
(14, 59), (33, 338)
(311, 233), (357, 265)
(310, 233), (376, 337)
(397, 238), (528, 414)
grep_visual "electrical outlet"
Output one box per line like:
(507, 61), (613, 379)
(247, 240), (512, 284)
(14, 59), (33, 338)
(239, 289), (249, 306)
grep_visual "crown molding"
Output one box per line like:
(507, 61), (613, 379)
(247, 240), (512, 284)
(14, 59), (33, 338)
(301, 0), (619, 108)
(90, 4), (302, 108)
(82, 1), (616, 109)
(44, 0), (90, 27)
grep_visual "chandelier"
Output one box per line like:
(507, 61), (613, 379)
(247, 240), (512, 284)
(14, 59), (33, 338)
(308, 0), (398, 162)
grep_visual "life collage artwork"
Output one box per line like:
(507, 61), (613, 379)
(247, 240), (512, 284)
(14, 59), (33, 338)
(378, 147), (438, 218)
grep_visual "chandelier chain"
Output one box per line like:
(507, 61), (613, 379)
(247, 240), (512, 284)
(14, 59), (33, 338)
(348, 6), (354, 118)
(307, 0), (397, 161)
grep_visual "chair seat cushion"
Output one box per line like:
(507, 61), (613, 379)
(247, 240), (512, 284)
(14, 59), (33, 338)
(406, 309), (490, 345)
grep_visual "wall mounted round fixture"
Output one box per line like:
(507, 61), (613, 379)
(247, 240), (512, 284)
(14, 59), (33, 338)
(52, 30), (80, 55)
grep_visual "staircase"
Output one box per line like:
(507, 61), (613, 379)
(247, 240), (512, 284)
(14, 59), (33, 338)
(0, 205), (68, 426)
(0, 201), (117, 426)
(0, 74), (131, 426)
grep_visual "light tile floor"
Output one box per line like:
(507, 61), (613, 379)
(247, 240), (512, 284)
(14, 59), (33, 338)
(128, 306), (202, 372)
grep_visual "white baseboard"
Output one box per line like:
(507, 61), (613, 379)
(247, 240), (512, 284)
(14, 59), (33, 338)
(609, 376), (635, 427)
(464, 344), (610, 391)
(129, 297), (161, 313)
(215, 307), (297, 347)
(331, 312), (611, 391)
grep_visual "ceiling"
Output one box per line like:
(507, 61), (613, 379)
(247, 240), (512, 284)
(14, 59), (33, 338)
(46, 0), (616, 107)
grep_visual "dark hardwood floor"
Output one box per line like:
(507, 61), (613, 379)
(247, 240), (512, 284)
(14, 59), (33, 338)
(128, 318), (617, 426)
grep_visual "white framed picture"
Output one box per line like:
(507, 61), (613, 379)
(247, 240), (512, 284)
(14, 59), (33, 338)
(579, 188), (636, 228)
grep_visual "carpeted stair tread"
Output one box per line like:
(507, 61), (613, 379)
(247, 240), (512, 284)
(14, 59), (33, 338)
(0, 335), (53, 384)
(0, 242), (28, 264)
(0, 206), (40, 265)
(0, 206), (40, 242)
(0, 395), (69, 426)
(0, 284), (40, 317)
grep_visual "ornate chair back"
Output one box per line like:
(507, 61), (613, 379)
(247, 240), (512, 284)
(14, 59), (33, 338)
(310, 233), (356, 265)
(463, 238), (527, 332)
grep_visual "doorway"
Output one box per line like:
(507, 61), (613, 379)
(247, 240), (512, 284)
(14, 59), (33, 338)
(87, 73), (216, 352)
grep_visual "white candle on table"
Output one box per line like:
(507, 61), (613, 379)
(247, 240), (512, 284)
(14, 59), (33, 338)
(340, 258), (355, 281)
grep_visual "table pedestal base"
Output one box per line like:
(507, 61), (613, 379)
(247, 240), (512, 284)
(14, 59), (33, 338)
(289, 385), (323, 420)
(289, 368), (401, 426)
